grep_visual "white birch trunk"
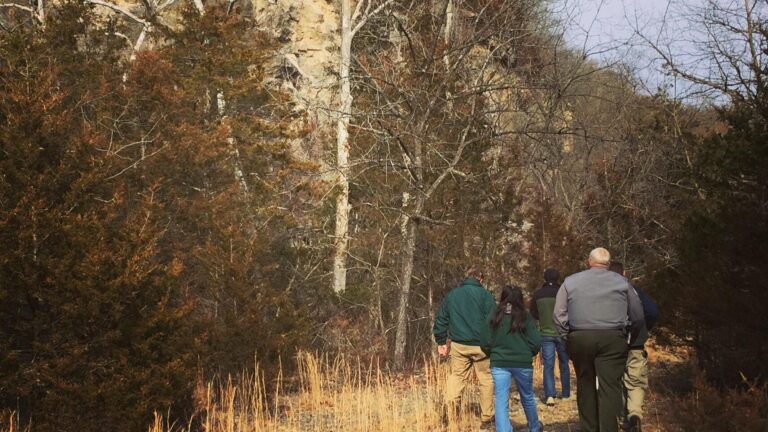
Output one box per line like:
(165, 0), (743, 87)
(332, 0), (354, 294)
(443, 0), (452, 68)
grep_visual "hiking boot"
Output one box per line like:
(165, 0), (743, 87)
(628, 415), (641, 432)
(545, 396), (556, 406)
(479, 419), (495, 431)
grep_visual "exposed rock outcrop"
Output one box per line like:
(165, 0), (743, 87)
(253, 0), (339, 163)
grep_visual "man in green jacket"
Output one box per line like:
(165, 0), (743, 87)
(531, 268), (571, 406)
(433, 266), (497, 429)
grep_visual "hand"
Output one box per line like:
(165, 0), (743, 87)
(437, 344), (449, 357)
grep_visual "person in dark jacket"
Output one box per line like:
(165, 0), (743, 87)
(481, 285), (542, 432)
(531, 267), (571, 406)
(554, 248), (645, 432)
(608, 261), (659, 432)
(433, 266), (497, 429)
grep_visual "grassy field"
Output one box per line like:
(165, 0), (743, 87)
(145, 343), (693, 432)
(4, 342), (698, 432)
(149, 352), (583, 431)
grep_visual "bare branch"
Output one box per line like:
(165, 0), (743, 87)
(130, 24), (150, 60)
(36, 0), (43, 25)
(351, 0), (395, 36)
(156, 0), (179, 12)
(0, 3), (35, 14)
(191, 0), (204, 15)
(350, 0), (365, 26)
(84, 0), (149, 25)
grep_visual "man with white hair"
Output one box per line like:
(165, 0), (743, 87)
(553, 248), (645, 432)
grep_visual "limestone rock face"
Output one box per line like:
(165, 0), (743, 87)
(253, 0), (340, 162)
(78, 0), (340, 162)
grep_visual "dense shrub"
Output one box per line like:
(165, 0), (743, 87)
(0, 4), (311, 431)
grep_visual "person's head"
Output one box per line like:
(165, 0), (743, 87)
(499, 284), (524, 306)
(465, 265), (485, 283)
(544, 268), (560, 284)
(608, 261), (625, 276)
(587, 247), (610, 268)
(490, 285), (527, 333)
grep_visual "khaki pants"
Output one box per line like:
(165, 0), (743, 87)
(623, 348), (648, 419)
(445, 342), (494, 422)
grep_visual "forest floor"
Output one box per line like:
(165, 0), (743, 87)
(503, 340), (692, 431)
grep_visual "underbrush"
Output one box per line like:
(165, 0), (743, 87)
(10, 347), (764, 432)
(672, 366), (768, 432)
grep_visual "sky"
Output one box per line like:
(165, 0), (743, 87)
(554, 0), (674, 51)
(551, 0), (690, 96)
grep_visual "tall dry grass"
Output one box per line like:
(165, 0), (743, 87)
(148, 352), (501, 432)
(0, 411), (27, 432)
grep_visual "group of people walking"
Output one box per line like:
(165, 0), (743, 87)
(433, 247), (659, 432)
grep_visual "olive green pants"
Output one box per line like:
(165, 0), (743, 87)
(445, 342), (494, 422)
(567, 330), (628, 432)
(624, 348), (649, 420)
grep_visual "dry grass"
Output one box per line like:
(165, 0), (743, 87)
(5, 343), (717, 432)
(0, 411), (27, 432)
(146, 345), (695, 432)
(149, 352), (497, 432)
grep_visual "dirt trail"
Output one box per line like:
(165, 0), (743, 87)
(501, 341), (690, 432)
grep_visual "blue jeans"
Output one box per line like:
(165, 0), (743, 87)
(541, 335), (571, 398)
(491, 367), (541, 432)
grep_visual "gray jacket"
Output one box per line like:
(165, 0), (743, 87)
(553, 267), (645, 344)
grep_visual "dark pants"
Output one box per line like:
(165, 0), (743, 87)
(567, 330), (628, 432)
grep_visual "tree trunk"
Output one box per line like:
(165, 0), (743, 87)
(216, 91), (249, 196)
(394, 192), (418, 367)
(36, 0), (44, 26)
(372, 266), (387, 343)
(192, 0), (205, 15)
(393, 217), (416, 367)
(332, 0), (353, 294)
(373, 233), (389, 342)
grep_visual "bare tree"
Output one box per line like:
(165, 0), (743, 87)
(351, 0), (550, 366)
(333, 0), (395, 294)
(0, 0), (44, 25)
(637, 0), (767, 105)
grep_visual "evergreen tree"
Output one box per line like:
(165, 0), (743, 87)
(0, 4), (309, 430)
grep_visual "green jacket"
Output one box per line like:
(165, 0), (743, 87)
(480, 312), (541, 369)
(530, 283), (560, 337)
(433, 277), (496, 346)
